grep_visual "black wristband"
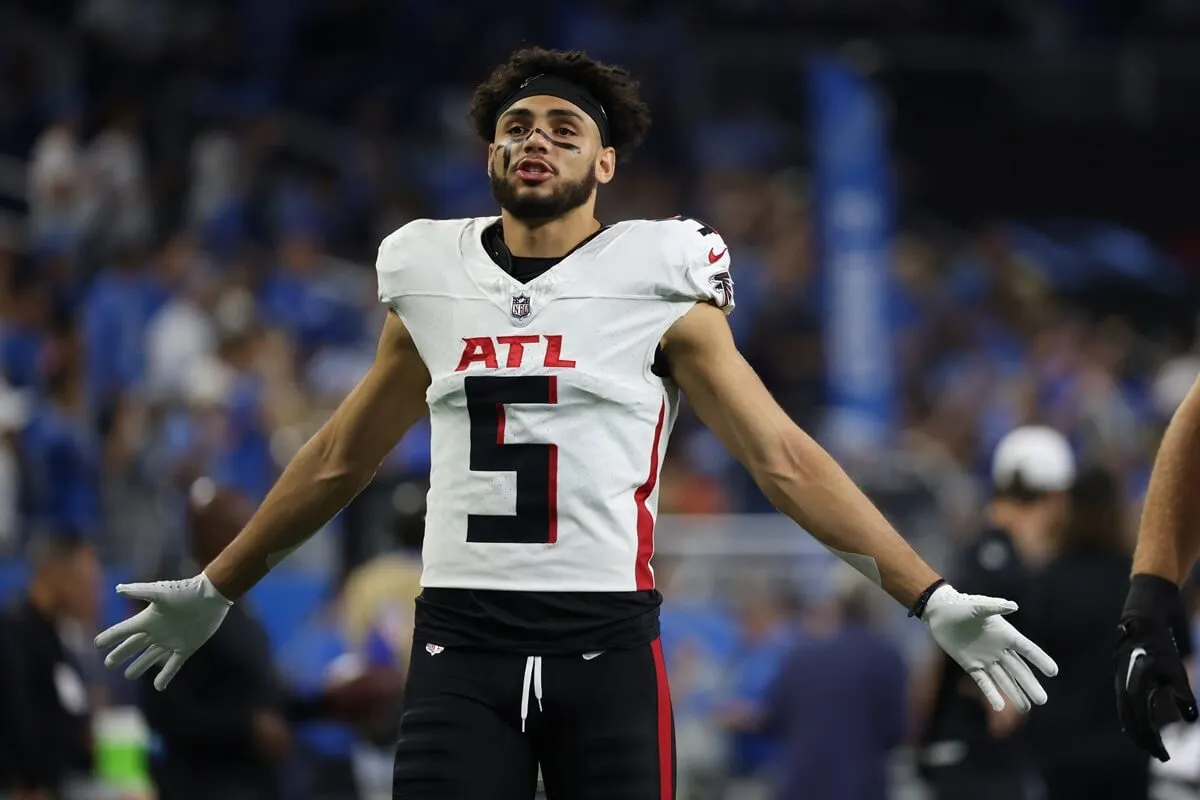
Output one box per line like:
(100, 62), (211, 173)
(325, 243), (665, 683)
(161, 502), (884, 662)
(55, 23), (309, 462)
(908, 578), (947, 619)
(1123, 573), (1181, 619)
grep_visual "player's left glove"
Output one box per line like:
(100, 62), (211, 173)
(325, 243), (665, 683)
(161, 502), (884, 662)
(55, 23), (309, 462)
(1115, 573), (1199, 762)
(94, 572), (232, 691)
(916, 581), (1058, 713)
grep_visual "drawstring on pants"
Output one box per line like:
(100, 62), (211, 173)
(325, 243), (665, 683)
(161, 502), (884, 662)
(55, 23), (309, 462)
(520, 655), (543, 733)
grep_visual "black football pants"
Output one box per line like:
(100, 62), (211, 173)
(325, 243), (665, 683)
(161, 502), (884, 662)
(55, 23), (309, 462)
(392, 638), (675, 799)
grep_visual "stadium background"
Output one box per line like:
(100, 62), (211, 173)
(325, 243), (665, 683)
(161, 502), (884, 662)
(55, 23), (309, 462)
(3, 0), (1200, 798)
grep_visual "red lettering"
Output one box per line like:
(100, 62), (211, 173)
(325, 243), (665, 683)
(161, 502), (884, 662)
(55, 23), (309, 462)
(542, 335), (576, 368)
(457, 335), (576, 371)
(455, 337), (498, 372)
(497, 335), (541, 368)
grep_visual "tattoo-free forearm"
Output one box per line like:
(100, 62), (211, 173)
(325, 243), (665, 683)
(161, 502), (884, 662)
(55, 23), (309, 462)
(753, 428), (940, 608)
(661, 304), (941, 608)
(1134, 376), (1200, 584)
(204, 312), (428, 600)
(203, 424), (377, 599)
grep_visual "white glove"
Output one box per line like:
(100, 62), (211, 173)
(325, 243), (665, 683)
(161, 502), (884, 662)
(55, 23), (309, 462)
(94, 572), (232, 691)
(922, 583), (1058, 713)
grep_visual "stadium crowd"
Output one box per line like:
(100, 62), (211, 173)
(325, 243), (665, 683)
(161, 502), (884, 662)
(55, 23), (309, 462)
(3, 1), (1200, 799)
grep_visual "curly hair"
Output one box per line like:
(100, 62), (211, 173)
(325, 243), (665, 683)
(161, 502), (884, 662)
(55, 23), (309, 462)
(468, 47), (652, 161)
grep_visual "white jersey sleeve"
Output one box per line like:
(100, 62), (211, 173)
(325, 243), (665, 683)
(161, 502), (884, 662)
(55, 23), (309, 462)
(658, 217), (735, 314)
(375, 218), (439, 309)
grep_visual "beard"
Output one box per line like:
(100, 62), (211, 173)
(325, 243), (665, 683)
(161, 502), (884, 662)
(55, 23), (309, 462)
(490, 167), (597, 222)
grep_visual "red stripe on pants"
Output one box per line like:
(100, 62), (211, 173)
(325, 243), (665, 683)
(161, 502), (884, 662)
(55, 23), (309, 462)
(650, 638), (674, 800)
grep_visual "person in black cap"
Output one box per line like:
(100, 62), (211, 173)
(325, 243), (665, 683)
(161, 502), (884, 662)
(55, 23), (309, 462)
(96, 48), (1056, 799)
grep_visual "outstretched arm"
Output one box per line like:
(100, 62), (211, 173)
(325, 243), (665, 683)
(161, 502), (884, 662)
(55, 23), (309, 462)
(1134, 374), (1200, 584)
(96, 312), (429, 690)
(206, 311), (430, 599)
(662, 302), (936, 607)
(663, 302), (1056, 713)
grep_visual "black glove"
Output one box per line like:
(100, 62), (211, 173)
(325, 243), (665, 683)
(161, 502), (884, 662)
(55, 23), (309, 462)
(1115, 573), (1199, 761)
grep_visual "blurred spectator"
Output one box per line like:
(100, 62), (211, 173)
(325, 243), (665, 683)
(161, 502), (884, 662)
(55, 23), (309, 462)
(757, 568), (908, 800)
(28, 119), (85, 251)
(81, 242), (160, 428)
(211, 318), (276, 503)
(338, 552), (422, 667)
(332, 554), (422, 796)
(1, 265), (51, 392)
(137, 480), (401, 800)
(0, 535), (101, 799)
(1024, 465), (1164, 800)
(259, 234), (360, 354)
(718, 578), (799, 791)
(659, 571), (734, 798)
(186, 126), (243, 247)
(273, 555), (417, 800)
(0, 377), (30, 553)
(143, 234), (218, 402)
(914, 425), (1075, 800)
(22, 320), (101, 543)
(81, 99), (152, 252)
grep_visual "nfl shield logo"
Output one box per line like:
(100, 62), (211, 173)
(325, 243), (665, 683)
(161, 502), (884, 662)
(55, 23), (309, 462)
(511, 293), (531, 319)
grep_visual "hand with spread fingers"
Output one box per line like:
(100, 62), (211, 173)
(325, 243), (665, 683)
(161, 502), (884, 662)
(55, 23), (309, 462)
(1115, 573), (1199, 762)
(920, 583), (1059, 713)
(94, 573), (232, 691)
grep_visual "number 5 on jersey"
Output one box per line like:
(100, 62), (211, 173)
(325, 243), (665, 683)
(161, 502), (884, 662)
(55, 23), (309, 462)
(465, 375), (558, 544)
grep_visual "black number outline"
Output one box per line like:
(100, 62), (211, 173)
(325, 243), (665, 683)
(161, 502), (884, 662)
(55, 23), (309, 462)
(464, 375), (558, 544)
(659, 214), (719, 237)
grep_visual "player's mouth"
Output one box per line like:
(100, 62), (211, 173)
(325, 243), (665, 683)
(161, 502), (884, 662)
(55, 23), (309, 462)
(515, 158), (555, 184)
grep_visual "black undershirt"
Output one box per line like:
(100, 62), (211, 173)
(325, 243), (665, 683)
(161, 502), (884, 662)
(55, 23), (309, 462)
(413, 222), (663, 654)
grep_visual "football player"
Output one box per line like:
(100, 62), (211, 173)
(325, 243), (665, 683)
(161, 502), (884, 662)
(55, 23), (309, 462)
(1116, 373), (1200, 762)
(96, 47), (1057, 799)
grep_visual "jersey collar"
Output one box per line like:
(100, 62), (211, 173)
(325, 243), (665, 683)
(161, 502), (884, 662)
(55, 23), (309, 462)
(463, 217), (616, 327)
(481, 219), (612, 279)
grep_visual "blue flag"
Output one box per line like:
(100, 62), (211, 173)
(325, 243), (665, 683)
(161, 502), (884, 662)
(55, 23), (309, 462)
(808, 56), (897, 454)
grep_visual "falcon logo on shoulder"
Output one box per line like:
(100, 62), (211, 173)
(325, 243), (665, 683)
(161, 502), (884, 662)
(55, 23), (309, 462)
(709, 270), (734, 309)
(511, 293), (531, 319)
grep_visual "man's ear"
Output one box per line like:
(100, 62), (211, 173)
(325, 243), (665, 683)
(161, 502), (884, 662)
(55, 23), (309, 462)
(487, 143), (496, 177)
(595, 146), (617, 185)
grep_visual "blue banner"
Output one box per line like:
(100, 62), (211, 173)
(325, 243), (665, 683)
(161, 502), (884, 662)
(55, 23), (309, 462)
(808, 56), (896, 454)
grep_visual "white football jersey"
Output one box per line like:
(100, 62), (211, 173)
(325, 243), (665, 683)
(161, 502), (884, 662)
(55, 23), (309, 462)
(376, 216), (734, 592)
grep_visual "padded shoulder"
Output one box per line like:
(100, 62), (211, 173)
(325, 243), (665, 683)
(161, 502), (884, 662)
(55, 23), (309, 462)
(633, 216), (735, 313)
(376, 218), (484, 306)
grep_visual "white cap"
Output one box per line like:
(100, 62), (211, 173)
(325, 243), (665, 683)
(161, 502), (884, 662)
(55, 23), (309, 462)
(991, 425), (1076, 493)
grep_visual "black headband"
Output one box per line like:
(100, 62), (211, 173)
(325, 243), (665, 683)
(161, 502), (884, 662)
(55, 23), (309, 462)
(495, 74), (610, 147)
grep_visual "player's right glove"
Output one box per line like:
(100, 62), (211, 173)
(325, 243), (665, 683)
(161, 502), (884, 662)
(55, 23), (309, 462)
(918, 582), (1058, 713)
(1115, 573), (1199, 762)
(94, 572), (232, 691)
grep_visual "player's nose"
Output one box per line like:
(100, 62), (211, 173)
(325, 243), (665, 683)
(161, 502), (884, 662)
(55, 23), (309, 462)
(522, 129), (551, 153)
